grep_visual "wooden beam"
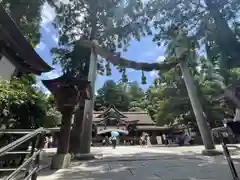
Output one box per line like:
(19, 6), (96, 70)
(78, 39), (177, 71)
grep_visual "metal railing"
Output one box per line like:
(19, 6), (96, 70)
(217, 132), (239, 180)
(0, 127), (49, 180)
(213, 121), (240, 180)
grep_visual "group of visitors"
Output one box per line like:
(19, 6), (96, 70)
(163, 133), (192, 146)
(102, 136), (117, 148)
(140, 134), (152, 147)
(44, 136), (53, 148)
(98, 132), (193, 147)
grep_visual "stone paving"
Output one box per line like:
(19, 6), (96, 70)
(38, 145), (240, 180)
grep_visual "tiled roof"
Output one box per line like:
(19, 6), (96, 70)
(136, 125), (171, 130)
(93, 111), (155, 125)
(0, 5), (52, 74)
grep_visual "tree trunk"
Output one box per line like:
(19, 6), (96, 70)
(180, 61), (215, 150)
(79, 49), (97, 154)
(69, 45), (91, 154)
(70, 106), (84, 154)
(57, 111), (72, 154)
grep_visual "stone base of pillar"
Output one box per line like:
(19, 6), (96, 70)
(201, 149), (222, 156)
(51, 153), (72, 169)
(75, 153), (95, 160)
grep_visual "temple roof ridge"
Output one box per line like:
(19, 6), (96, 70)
(93, 108), (155, 125)
(95, 104), (127, 118)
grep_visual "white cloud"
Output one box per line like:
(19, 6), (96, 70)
(36, 42), (46, 51)
(140, 43), (165, 61)
(41, 2), (56, 26)
(41, 1), (83, 41)
(150, 71), (157, 77)
(43, 25), (51, 33)
(156, 55), (165, 62)
(143, 51), (157, 58)
(52, 34), (59, 44)
(148, 56), (165, 77)
(40, 0), (75, 26)
(41, 69), (61, 80)
(127, 68), (135, 73)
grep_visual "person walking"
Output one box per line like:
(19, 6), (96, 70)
(111, 136), (117, 149)
(48, 136), (53, 148)
(140, 135), (145, 146)
(102, 138), (106, 146)
(146, 135), (151, 147)
(163, 133), (168, 146)
(44, 136), (49, 148)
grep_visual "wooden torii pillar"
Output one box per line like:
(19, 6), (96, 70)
(42, 73), (92, 169)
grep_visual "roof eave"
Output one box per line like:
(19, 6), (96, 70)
(0, 5), (53, 73)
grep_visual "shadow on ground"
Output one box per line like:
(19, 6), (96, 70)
(38, 147), (240, 180)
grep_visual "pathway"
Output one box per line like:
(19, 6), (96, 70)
(38, 145), (240, 180)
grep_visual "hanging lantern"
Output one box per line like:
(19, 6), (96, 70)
(141, 71), (146, 84)
(105, 62), (112, 76)
(121, 68), (128, 82)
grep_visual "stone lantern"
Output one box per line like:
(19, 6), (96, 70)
(42, 73), (92, 169)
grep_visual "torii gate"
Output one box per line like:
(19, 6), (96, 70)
(75, 39), (178, 159)
(77, 32), (230, 155)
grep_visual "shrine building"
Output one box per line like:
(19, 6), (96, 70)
(92, 105), (171, 145)
(0, 5), (52, 80)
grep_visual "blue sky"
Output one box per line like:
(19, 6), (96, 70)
(36, 3), (166, 93)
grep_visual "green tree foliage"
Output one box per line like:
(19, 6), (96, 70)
(144, 31), (223, 129)
(44, 94), (62, 127)
(0, 75), (61, 129)
(146, 68), (191, 126)
(1, 0), (58, 46)
(140, 0), (240, 130)
(127, 81), (145, 101)
(52, 43), (91, 78)
(51, 0), (150, 81)
(145, 44), (240, 130)
(44, 107), (62, 128)
(127, 81), (146, 111)
(1, 0), (43, 46)
(95, 80), (131, 111)
(147, 0), (240, 80)
(0, 75), (60, 168)
(95, 80), (146, 111)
